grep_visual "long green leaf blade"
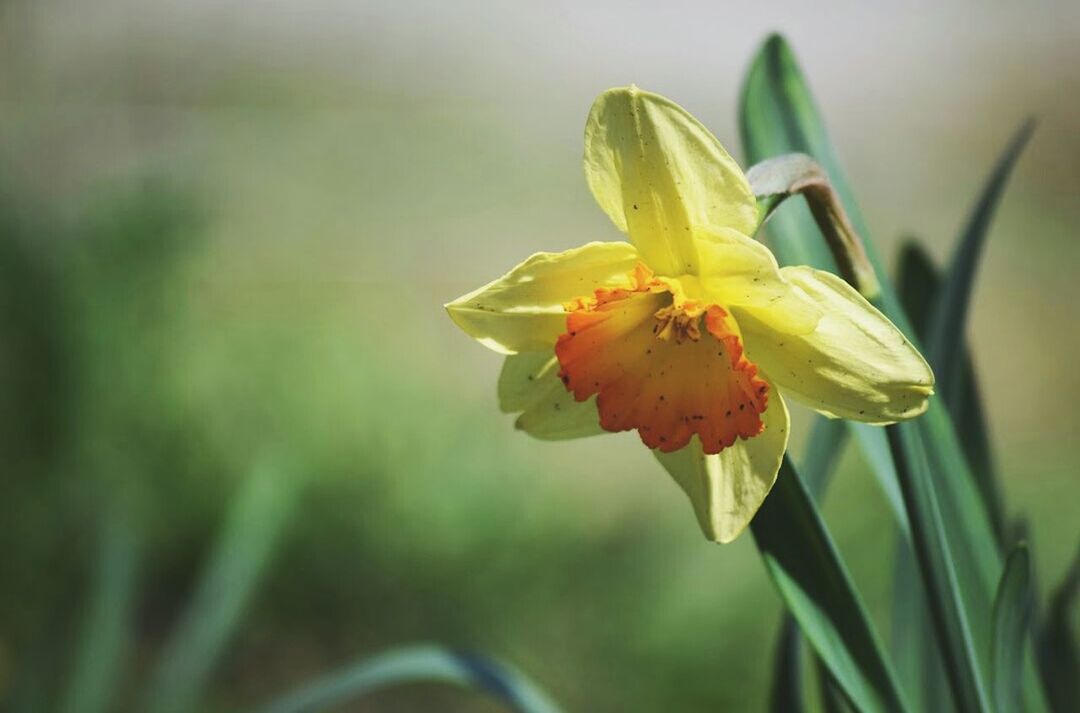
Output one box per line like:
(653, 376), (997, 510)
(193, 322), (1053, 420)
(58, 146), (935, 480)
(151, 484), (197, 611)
(925, 121), (1036, 409)
(992, 545), (1034, 713)
(751, 458), (910, 713)
(898, 243), (1003, 543)
(887, 422), (992, 713)
(253, 644), (565, 713)
(893, 242), (961, 713)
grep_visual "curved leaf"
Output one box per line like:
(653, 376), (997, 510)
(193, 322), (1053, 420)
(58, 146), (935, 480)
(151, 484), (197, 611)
(253, 644), (565, 713)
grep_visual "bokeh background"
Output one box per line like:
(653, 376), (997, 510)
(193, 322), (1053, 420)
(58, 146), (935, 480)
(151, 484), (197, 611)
(1, 1), (1078, 710)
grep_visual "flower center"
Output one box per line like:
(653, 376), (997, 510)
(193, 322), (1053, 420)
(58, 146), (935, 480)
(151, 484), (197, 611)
(653, 303), (704, 343)
(555, 263), (769, 454)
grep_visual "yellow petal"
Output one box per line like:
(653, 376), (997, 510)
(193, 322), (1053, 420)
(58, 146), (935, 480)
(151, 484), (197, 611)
(445, 241), (639, 354)
(583, 86), (757, 276)
(694, 226), (823, 335)
(736, 266), (934, 423)
(654, 392), (789, 543)
(498, 352), (605, 440)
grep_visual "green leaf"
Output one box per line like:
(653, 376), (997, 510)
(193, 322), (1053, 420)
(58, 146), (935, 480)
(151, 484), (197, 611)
(906, 122), (1035, 623)
(886, 422), (992, 713)
(925, 120), (1036, 410)
(751, 458), (910, 713)
(252, 644), (565, 713)
(898, 243), (1003, 543)
(142, 457), (299, 713)
(60, 512), (138, 713)
(1037, 544), (1080, 713)
(911, 120), (1035, 554)
(992, 545), (1034, 713)
(893, 243), (960, 713)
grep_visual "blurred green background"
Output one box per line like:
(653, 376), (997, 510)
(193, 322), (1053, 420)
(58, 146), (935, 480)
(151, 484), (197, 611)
(1, 1), (1077, 710)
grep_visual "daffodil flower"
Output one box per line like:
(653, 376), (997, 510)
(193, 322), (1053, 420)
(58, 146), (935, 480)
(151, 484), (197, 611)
(446, 86), (933, 542)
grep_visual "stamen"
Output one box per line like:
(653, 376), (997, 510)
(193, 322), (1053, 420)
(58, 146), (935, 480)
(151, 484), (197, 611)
(653, 304), (704, 343)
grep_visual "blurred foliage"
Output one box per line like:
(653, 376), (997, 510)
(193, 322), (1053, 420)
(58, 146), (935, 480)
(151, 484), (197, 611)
(0, 174), (789, 710)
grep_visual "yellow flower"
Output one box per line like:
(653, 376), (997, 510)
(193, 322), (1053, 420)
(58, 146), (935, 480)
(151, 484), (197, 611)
(446, 86), (933, 542)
